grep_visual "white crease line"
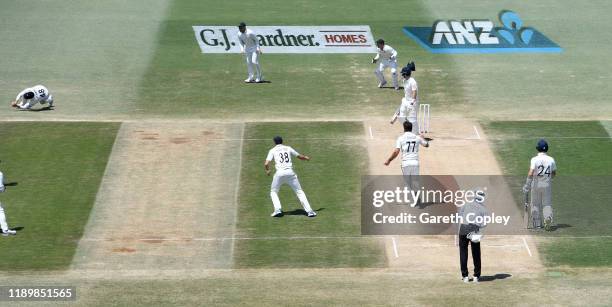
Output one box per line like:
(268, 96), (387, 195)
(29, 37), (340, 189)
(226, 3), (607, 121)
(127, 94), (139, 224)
(473, 125), (481, 140)
(81, 236), (387, 242)
(369, 126), (374, 139)
(79, 236), (526, 249)
(391, 237), (399, 258)
(522, 236), (533, 257)
(229, 124), (245, 265)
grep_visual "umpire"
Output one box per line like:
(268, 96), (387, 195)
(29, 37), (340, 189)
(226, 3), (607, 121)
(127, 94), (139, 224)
(458, 189), (488, 283)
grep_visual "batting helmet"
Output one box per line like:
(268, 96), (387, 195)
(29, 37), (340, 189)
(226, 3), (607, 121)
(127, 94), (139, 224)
(401, 62), (416, 77)
(406, 61), (416, 72)
(536, 139), (549, 152)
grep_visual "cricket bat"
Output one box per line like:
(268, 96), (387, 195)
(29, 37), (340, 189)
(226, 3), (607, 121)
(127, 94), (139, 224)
(523, 191), (531, 229)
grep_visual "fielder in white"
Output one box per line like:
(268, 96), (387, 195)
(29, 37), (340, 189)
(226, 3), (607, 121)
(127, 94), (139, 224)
(238, 22), (263, 83)
(384, 121), (430, 207)
(0, 171), (17, 236)
(372, 39), (399, 90)
(11, 85), (54, 110)
(523, 139), (557, 231)
(390, 63), (419, 133)
(265, 136), (316, 217)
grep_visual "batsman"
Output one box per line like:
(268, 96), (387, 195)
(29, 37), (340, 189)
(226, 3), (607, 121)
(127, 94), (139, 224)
(523, 139), (557, 231)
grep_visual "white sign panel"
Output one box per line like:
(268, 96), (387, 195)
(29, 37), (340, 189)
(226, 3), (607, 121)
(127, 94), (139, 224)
(192, 26), (376, 53)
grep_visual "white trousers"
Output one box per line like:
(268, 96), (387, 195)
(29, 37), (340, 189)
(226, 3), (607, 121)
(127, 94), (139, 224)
(0, 171), (8, 232)
(401, 165), (420, 195)
(270, 170), (313, 212)
(0, 203), (8, 232)
(396, 98), (419, 133)
(530, 184), (553, 227)
(245, 51), (262, 80)
(374, 59), (398, 88)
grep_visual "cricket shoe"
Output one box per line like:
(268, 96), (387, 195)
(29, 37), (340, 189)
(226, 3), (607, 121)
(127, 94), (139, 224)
(307, 211), (317, 218)
(378, 81), (387, 88)
(472, 277), (479, 283)
(244, 78), (255, 83)
(271, 209), (283, 217)
(462, 277), (470, 283)
(1, 230), (16, 236)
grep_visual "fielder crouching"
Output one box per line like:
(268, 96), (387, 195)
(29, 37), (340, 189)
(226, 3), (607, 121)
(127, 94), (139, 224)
(11, 85), (54, 110)
(457, 189), (488, 283)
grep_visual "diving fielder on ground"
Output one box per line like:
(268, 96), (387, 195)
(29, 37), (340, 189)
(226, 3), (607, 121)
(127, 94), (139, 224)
(523, 139), (557, 231)
(384, 121), (430, 207)
(264, 136), (316, 217)
(0, 171), (17, 236)
(372, 39), (399, 90)
(390, 62), (418, 133)
(238, 22), (263, 83)
(10, 85), (54, 110)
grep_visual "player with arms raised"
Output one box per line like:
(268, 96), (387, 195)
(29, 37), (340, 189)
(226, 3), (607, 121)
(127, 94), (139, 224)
(264, 136), (316, 217)
(523, 139), (557, 230)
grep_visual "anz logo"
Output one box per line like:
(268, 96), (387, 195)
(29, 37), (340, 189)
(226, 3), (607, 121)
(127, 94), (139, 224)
(403, 10), (562, 53)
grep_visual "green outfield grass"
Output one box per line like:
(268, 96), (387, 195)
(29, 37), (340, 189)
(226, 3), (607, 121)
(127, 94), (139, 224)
(33, 270), (612, 306)
(483, 120), (612, 267)
(233, 121), (386, 268)
(421, 0), (612, 120)
(3, 0), (611, 120)
(0, 0), (168, 119)
(135, 0), (462, 119)
(0, 122), (119, 270)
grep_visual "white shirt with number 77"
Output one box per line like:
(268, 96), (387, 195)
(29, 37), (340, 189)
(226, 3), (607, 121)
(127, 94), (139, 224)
(396, 132), (428, 166)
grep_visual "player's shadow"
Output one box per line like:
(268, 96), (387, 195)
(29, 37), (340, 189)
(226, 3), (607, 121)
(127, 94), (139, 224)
(477, 273), (512, 282)
(549, 223), (572, 231)
(381, 86), (404, 90)
(284, 208), (325, 216)
(246, 80), (272, 84)
(29, 106), (54, 112)
(8, 226), (24, 232)
(3, 182), (18, 187)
